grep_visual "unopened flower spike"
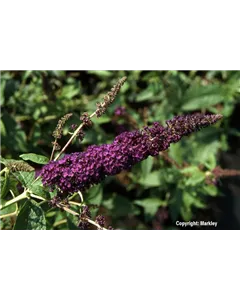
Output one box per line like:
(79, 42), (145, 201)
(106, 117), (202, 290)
(80, 112), (93, 128)
(53, 113), (73, 140)
(50, 113), (73, 160)
(95, 77), (127, 117)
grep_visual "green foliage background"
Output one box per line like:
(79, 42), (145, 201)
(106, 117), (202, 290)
(1, 71), (240, 229)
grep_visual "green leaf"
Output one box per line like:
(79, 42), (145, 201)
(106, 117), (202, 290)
(202, 185), (218, 196)
(204, 153), (217, 170)
(225, 72), (240, 91)
(14, 200), (46, 230)
(185, 171), (205, 186)
(0, 79), (6, 106)
(138, 171), (161, 187)
(66, 214), (79, 230)
(0, 202), (17, 217)
(134, 198), (166, 218)
(1, 169), (10, 199)
(0, 157), (34, 171)
(181, 191), (206, 220)
(181, 192), (194, 221)
(180, 166), (199, 174)
(136, 88), (154, 102)
(13, 171), (35, 188)
(229, 128), (240, 137)
(30, 179), (49, 199)
(1, 113), (27, 153)
(221, 102), (234, 117)
(169, 142), (184, 165)
(0, 119), (6, 136)
(161, 75), (185, 105)
(141, 156), (154, 178)
(93, 115), (111, 125)
(180, 206), (192, 222)
(183, 191), (197, 207)
(194, 141), (220, 164)
(169, 188), (183, 222)
(120, 81), (130, 93)
(180, 166), (205, 186)
(60, 85), (80, 100)
(7, 175), (19, 197)
(85, 184), (103, 205)
(102, 194), (138, 218)
(194, 198), (206, 209)
(0, 155), (6, 167)
(84, 184), (103, 217)
(88, 70), (112, 77)
(182, 84), (224, 111)
(20, 153), (49, 165)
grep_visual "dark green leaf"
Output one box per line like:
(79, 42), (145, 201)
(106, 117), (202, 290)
(14, 200), (46, 230)
(7, 175), (19, 197)
(0, 78), (6, 106)
(103, 194), (140, 220)
(84, 184), (103, 217)
(1, 170), (10, 199)
(169, 188), (183, 222)
(0, 119), (6, 136)
(134, 198), (166, 218)
(13, 171), (35, 188)
(229, 128), (240, 137)
(30, 180), (49, 199)
(85, 184), (103, 205)
(66, 214), (79, 230)
(88, 70), (112, 77)
(1, 113), (27, 153)
(136, 88), (154, 102)
(182, 84), (224, 111)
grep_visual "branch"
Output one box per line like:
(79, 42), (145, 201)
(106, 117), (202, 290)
(0, 190), (29, 210)
(58, 204), (108, 230)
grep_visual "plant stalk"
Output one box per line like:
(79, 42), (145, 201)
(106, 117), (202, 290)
(0, 190), (29, 210)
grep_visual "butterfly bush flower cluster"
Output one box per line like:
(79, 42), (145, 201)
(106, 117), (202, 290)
(40, 113), (222, 194)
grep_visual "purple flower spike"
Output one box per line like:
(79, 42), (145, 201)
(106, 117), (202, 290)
(40, 113), (222, 193)
(165, 113), (222, 143)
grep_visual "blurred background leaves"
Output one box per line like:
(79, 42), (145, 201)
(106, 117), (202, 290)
(1, 71), (240, 229)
